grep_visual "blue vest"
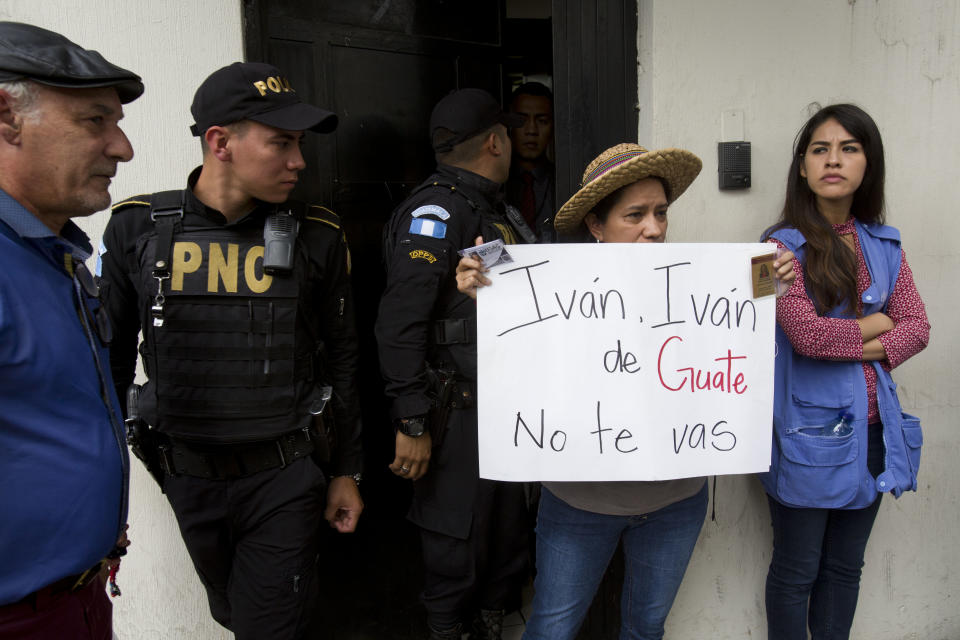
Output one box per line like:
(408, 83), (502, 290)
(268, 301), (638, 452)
(760, 221), (922, 509)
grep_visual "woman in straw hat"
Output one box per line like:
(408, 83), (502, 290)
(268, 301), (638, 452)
(457, 143), (794, 639)
(760, 104), (929, 640)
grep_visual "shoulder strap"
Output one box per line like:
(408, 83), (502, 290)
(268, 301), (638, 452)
(144, 191), (185, 328)
(148, 190), (185, 278)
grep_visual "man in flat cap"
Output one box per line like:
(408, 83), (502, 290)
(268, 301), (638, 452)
(0, 21), (141, 639)
(376, 88), (530, 640)
(100, 61), (364, 639)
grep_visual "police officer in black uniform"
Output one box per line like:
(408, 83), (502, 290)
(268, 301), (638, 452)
(376, 88), (530, 640)
(99, 62), (363, 640)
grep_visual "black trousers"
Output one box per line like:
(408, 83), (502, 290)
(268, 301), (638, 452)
(163, 456), (326, 640)
(419, 477), (530, 630)
(766, 424), (886, 640)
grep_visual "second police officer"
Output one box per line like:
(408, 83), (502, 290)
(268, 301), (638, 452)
(99, 62), (364, 639)
(376, 88), (531, 640)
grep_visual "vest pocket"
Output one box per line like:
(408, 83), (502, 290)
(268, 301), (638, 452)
(901, 412), (923, 478)
(776, 428), (859, 508)
(791, 357), (853, 409)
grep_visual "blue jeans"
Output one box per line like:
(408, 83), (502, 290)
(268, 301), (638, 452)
(523, 483), (708, 640)
(765, 424), (885, 640)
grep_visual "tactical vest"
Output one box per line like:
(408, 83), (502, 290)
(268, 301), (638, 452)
(130, 192), (323, 443)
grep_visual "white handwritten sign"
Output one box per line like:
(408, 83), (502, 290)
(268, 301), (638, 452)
(476, 243), (775, 481)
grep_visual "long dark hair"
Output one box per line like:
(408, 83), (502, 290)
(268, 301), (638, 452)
(765, 104), (886, 315)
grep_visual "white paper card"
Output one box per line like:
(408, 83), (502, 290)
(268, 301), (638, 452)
(458, 238), (513, 268)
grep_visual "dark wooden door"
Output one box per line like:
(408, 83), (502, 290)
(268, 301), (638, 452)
(243, 2), (508, 637)
(551, 1), (638, 637)
(552, 0), (639, 207)
(243, 1), (640, 637)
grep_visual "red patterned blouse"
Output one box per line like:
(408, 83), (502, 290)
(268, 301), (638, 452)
(773, 219), (930, 423)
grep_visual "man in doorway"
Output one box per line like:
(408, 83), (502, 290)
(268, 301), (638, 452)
(0, 21), (141, 639)
(376, 88), (529, 640)
(100, 62), (364, 640)
(504, 81), (555, 243)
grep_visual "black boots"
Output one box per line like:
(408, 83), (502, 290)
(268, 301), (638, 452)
(471, 609), (504, 640)
(428, 608), (505, 640)
(428, 623), (463, 640)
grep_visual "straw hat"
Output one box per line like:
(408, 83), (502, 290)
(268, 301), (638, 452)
(553, 143), (702, 234)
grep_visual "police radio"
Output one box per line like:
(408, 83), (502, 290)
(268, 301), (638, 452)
(263, 209), (299, 274)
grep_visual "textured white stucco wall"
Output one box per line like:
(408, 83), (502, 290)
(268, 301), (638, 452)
(0, 1), (243, 638)
(640, 1), (960, 638)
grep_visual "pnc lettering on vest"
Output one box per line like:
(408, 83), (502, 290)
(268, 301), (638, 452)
(171, 240), (274, 294)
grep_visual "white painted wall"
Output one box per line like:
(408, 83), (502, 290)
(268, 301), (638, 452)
(0, 1), (243, 637)
(640, 1), (960, 638)
(3, 0), (956, 637)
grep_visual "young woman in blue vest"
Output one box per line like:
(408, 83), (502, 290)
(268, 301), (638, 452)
(761, 104), (930, 639)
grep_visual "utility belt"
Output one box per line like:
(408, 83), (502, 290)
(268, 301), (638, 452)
(126, 383), (334, 484)
(152, 428), (315, 479)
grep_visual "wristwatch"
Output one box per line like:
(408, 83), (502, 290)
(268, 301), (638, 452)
(396, 415), (427, 437)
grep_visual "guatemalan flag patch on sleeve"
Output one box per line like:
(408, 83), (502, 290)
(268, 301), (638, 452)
(409, 217), (447, 239)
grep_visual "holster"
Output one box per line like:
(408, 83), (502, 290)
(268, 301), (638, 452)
(425, 367), (474, 449)
(125, 384), (166, 488)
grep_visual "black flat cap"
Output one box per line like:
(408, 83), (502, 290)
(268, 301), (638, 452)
(429, 88), (524, 153)
(0, 22), (143, 104)
(190, 62), (337, 136)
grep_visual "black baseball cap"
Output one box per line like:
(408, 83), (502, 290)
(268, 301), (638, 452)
(429, 88), (524, 153)
(0, 22), (143, 103)
(190, 62), (337, 137)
